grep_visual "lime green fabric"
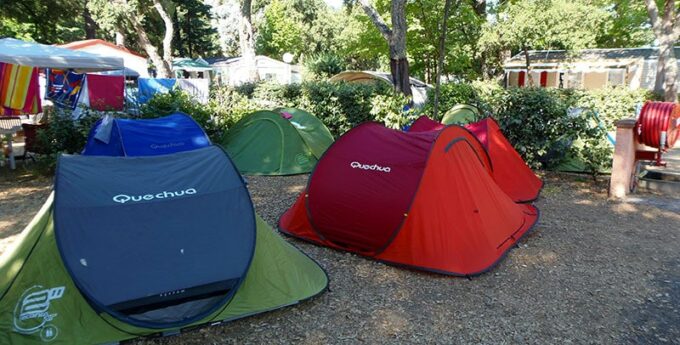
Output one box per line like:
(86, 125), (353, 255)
(441, 104), (479, 125)
(222, 109), (333, 175)
(0, 196), (328, 344)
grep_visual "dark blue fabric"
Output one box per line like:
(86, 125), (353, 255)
(54, 146), (255, 328)
(82, 113), (210, 156)
(138, 78), (176, 104)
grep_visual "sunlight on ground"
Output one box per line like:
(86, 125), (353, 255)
(370, 308), (410, 337)
(514, 250), (559, 266)
(286, 184), (305, 193)
(574, 199), (594, 205)
(612, 202), (639, 214)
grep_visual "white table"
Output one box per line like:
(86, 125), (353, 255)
(0, 117), (25, 170)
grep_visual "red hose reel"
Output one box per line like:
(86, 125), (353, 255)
(635, 101), (680, 166)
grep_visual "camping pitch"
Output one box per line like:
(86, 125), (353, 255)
(409, 116), (542, 203)
(82, 112), (211, 156)
(279, 123), (539, 276)
(0, 146), (328, 344)
(221, 108), (334, 175)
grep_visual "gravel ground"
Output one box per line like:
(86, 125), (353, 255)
(1, 170), (679, 344)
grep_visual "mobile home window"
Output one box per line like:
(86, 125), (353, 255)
(607, 70), (625, 86)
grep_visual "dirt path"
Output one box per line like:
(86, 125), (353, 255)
(0, 169), (51, 254)
(1, 171), (678, 344)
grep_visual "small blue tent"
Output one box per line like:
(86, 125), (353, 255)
(82, 113), (210, 156)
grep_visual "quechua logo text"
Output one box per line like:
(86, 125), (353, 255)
(350, 161), (391, 173)
(112, 188), (197, 204)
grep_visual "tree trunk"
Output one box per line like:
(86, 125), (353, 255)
(389, 0), (411, 96)
(358, 0), (411, 97)
(644, 0), (679, 101)
(433, 0), (454, 119)
(130, 15), (172, 78)
(152, 0), (175, 78)
(523, 45), (533, 87)
(660, 34), (678, 101)
(83, 5), (97, 39)
(173, 9), (184, 57)
(655, 53), (666, 93)
(240, 0), (257, 81)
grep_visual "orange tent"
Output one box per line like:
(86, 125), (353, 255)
(280, 123), (539, 276)
(410, 116), (543, 203)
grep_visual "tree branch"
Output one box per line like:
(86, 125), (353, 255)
(357, 0), (392, 41)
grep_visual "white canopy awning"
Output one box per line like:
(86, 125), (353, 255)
(0, 38), (124, 71)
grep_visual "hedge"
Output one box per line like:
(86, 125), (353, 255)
(31, 79), (654, 177)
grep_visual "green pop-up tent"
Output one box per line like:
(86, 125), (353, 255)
(441, 104), (480, 125)
(221, 108), (334, 175)
(0, 146), (328, 344)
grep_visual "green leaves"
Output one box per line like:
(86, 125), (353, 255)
(480, 0), (609, 57)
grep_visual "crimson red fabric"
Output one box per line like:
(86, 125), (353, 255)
(279, 124), (538, 276)
(86, 74), (124, 111)
(409, 115), (445, 132)
(307, 123), (437, 254)
(540, 71), (548, 87)
(518, 71), (526, 87)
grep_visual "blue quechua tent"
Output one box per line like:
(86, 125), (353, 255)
(82, 112), (211, 156)
(0, 144), (328, 344)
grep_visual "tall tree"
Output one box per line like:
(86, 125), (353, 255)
(83, 5), (98, 39)
(433, 0), (455, 119)
(479, 0), (607, 85)
(0, 0), (85, 43)
(205, 0), (241, 56)
(644, 0), (679, 102)
(87, 0), (175, 78)
(357, 0), (412, 96)
(173, 0), (219, 57)
(595, 0), (653, 48)
(88, 0), (175, 77)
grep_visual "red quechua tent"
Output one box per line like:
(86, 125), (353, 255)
(279, 123), (539, 276)
(409, 116), (543, 203)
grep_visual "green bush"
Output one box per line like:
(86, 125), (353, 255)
(140, 90), (216, 137)
(303, 53), (346, 80)
(493, 87), (576, 169)
(428, 82), (654, 175)
(297, 81), (405, 136)
(209, 86), (260, 132)
(570, 86), (653, 130)
(33, 108), (102, 174)
(422, 82), (481, 120)
(252, 82), (302, 106)
(233, 82), (257, 98)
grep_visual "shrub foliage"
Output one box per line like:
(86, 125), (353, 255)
(31, 79), (652, 177)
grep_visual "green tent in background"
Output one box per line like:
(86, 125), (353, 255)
(441, 104), (480, 125)
(222, 108), (334, 175)
(0, 195), (328, 344)
(552, 109), (615, 174)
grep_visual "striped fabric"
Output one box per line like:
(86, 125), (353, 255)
(0, 62), (42, 115)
